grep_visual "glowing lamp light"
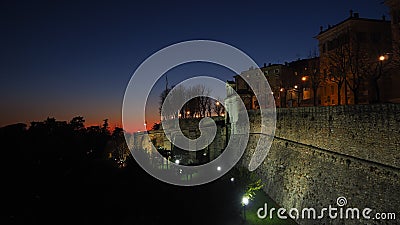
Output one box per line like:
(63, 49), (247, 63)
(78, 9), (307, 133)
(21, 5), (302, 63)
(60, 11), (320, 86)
(301, 76), (307, 81)
(379, 55), (385, 61)
(294, 85), (298, 89)
(186, 111), (190, 115)
(175, 159), (180, 164)
(242, 196), (249, 206)
(280, 88), (284, 92)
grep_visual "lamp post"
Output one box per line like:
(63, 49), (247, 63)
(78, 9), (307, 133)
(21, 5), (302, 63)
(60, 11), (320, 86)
(279, 88), (285, 108)
(300, 76), (308, 106)
(379, 55), (385, 77)
(166, 150), (171, 169)
(293, 85), (301, 107)
(376, 55), (386, 102)
(242, 196), (249, 221)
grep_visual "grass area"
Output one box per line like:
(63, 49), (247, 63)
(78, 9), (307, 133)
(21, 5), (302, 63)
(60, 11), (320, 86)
(242, 190), (298, 225)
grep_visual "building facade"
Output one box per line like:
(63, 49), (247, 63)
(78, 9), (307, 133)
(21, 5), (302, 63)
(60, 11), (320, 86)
(225, 58), (321, 111)
(316, 11), (393, 105)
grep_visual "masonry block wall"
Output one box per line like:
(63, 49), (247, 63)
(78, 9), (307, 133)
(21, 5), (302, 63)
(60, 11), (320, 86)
(275, 104), (400, 168)
(132, 117), (227, 163)
(240, 104), (400, 225)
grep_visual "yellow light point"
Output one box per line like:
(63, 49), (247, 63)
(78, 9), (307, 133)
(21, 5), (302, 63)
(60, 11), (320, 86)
(216, 101), (220, 106)
(294, 85), (298, 89)
(379, 55), (385, 61)
(302, 76), (307, 81)
(280, 88), (284, 92)
(187, 111), (190, 115)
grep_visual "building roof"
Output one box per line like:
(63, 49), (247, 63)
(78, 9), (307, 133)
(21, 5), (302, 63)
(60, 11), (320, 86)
(315, 14), (390, 38)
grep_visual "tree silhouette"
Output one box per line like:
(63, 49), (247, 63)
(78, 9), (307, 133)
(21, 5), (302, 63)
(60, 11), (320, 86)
(69, 116), (85, 131)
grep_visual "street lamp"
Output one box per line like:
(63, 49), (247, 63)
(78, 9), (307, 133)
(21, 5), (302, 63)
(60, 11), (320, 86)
(279, 88), (286, 108)
(292, 85), (301, 107)
(242, 196), (249, 221)
(377, 55), (387, 103)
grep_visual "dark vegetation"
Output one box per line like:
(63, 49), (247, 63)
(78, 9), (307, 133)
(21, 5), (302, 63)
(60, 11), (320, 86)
(1, 116), (244, 225)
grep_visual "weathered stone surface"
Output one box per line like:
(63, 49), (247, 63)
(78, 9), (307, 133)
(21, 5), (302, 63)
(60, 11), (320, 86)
(132, 104), (400, 224)
(241, 104), (400, 225)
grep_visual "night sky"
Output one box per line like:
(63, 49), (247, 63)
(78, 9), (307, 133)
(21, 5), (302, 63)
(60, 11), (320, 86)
(0, 0), (388, 130)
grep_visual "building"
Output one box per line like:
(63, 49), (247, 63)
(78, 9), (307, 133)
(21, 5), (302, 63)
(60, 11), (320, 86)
(286, 57), (320, 107)
(316, 11), (393, 105)
(225, 58), (321, 110)
(385, 0), (400, 103)
(386, 0), (400, 51)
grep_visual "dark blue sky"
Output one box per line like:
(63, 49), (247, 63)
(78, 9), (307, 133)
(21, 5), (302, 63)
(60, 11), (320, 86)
(0, 0), (388, 128)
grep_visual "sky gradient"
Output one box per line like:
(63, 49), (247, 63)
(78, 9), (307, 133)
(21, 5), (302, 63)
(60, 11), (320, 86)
(0, 0), (389, 131)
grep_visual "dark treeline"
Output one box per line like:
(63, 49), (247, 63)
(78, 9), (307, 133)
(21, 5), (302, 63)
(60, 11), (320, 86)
(2, 116), (131, 225)
(2, 116), (128, 173)
(2, 116), (253, 225)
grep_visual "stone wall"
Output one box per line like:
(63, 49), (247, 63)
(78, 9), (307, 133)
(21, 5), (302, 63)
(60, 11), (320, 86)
(132, 116), (227, 164)
(275, 104), (400, 168)
(240, 104), (400, 225)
